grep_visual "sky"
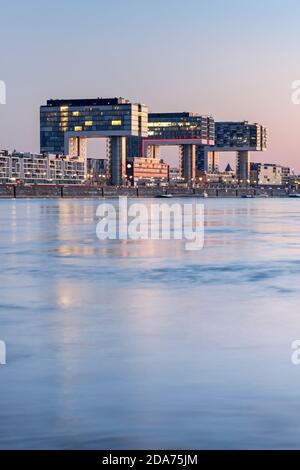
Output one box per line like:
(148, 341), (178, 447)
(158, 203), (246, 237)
(1, 0), (300, 169)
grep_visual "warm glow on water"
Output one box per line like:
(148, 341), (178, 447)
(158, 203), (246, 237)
(1, 198), (300, 449)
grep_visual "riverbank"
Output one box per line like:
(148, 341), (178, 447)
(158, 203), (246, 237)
(0, 184), (295, 198)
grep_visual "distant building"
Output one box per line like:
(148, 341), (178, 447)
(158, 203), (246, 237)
(198, 171), (236, 185)
(0, 150), (85, 184)
(225, 163), (233, 172)
(197, 122), (267, 182)
(169, 167), (181, 183)
(40, 97), (148, 185)
(86, 158), (107, 183)
(281, 166), (291, 185)
(250, 163), (289, 186)
(215, 122), (267, 151)
(147, 113), (215, 142)
(127, 157), (169, 186)
(40, 96), (268, 186)
(289, 174), (300, 190)
(127, 112), (215, 184)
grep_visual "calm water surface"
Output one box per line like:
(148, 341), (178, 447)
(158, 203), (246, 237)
(1, 198), (300, 449)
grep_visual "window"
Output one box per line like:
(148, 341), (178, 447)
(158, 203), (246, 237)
(72, 111), (80, 117)
(112, 120), (122, 126)
(85, 121), (93, 126)
(74, 126), (82, 132)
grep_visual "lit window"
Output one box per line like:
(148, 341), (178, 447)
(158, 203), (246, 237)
(85, 121), (93, 126)
(112, 120), (122, 126)
(73, 111), (80, 116)
(74, 126), (82, 131)
(60, 106), (68, 112)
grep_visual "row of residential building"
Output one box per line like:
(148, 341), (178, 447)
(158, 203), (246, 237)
(0, 149), (294, 187)
(0, 150), (85, 184)
(0, 151), (170, 186)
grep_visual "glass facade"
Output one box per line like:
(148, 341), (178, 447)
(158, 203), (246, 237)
(40, 98), (148, 155)
(215, 122), (267, 151)
(126, 113), (215, 160)
(197, 122), (268, 172)
(148, 113), (215, 143)
(39, 98), (267, 185)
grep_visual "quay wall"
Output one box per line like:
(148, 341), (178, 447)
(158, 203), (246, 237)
(0, 184), (293, 199)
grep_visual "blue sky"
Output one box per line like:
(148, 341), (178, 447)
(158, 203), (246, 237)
(1, 0), (300, 169)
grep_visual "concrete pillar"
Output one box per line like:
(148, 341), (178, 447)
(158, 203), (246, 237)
(108, 136), (126, 186)
(147, 145), (161, 159)
(67, 137), (87, 158)
(180, 144), (196, 184)
(79, 138), (87, 159)
(68, 137), (80, 157)
(208, 151), (220, 173)
(19, 157), (24, 180)
(236, 151), (250, 183)
(8, 154), (12, 179)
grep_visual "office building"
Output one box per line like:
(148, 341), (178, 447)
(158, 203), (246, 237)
(127, 112), (215, 184)
(197, 122), (267, 182)
(40, 97), (268, 186)
(40, 97), (148, 185)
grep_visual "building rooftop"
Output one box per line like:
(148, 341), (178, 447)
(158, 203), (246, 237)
(44, 97), (131, 107)
(149, 112), (211, 118)
(225, 163), (233, 172)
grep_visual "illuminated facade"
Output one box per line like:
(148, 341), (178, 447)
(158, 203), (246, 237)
(127, 112), (215, 183)
(40, 97), (267, 186)
(0, 150), (85, 184)
(40, 98), (148, 185)
(215, 122), (267, 151)
(147, 113), (215, 143)
(126, 157), (169, 185)
(197, 122), (268, 181)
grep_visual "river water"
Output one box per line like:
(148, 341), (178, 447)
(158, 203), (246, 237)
(1, 197), (300, 449)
